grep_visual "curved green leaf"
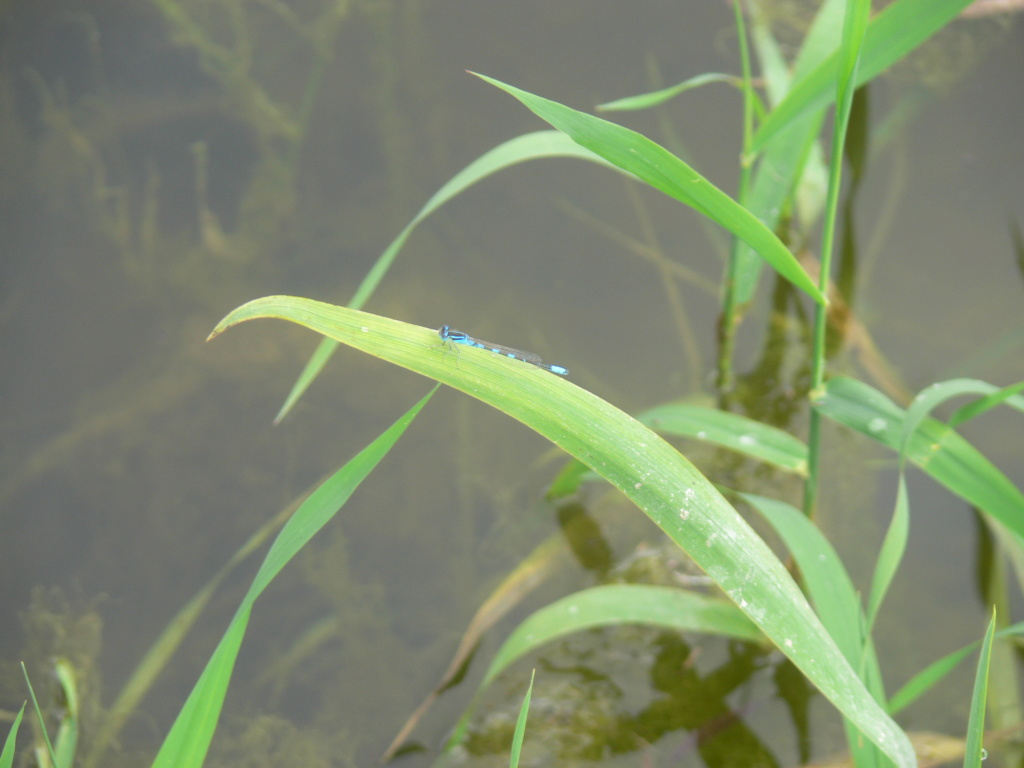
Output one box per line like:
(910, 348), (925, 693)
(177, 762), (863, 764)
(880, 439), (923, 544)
(965, 610), (997, 768)
(898, 379), (1023, 460)
(0, 703), (24, 768)
(945, 379), (1024, 429)
(480, 585), (763, 691)
(150, 388), (436, 768)
(509, 670), (535, 768)
(741, 494), (862, 664)
(210, 296), (915, 768)
(638, 402), (808, 475)
(744, 491), (889, 766)
(276, 130), (617, 422)
(814, 377), (1024, 537)
(888, 621), (1024, 715)
(597, 73), (740, 112)
(473, 74), (825, 306)
(867, 474), (909, 631)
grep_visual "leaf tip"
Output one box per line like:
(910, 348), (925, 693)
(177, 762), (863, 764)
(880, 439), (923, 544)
(206, 317), (232, 342)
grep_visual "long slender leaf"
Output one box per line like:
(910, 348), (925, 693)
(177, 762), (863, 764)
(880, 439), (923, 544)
(0, 704), (25, 768)
(947, 380), (1024, 429)
(731, 9), (826, 310)
(21, 664), (57, 768)
(380, 534), (565, 762)
(480, 585), (763, 691)
(209, 296), (915, 767)
(867, 475), (910, 631)
(509, 670), (535, 768)
(835, 0), (871, 112)
(728, 0), (843, 309)
(741, 494), (863, 664)
(276, 130), (616, 422)
(888, 622), (1024, 714)
(752, 0), (974, 152)
(87, 484), (309, 768)
(597, 73), (740, 112)
(445, 584), (764, 751)
(890, 646), (977, 716)
(814, 377), (1024, 538)
(965, 611), (997, 768)
(742, 492), (890, 768)
(898, 379), (1024, 459)
(637, 402), (808, 475)
(473, 74), (826, 306)
(150, 387), (437, 768)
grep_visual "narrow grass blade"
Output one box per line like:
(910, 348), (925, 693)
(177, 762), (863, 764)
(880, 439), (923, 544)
(729, 0), (844, 310)
(275, 339), (337, 424)
(509, 670), (535, 768)
(445, 584), (763, 751)
(86, 484), (310, 768)
(344, 130), (612, 316)
(210, 296), (915, 767)
(965, 611), (997, 768)
(814, 377), (1024, 538)
(899, 379), (1024, 459)
(742, 493), (896, 768)
(731, 7), (827, 310)
(802, 0), (871, 520)
(275, 130), (615, 423)
(866, 474), (910, 631)
(0, 704), (25, 768)
(890, 646), (977, 716)
(150, 388), (437, 768)
(741, 494), (862, 664)
(20, 663), (57, 768)
(473, 74), (826, 306)
(947, 380), (1024, 429)
(887, 622), (1024, 714)
(546, 458), (592, 499)
(597, 73), (740, 112)
(793, 0), (847, 78)
(480, 585), (763, 691)
(638, 402), (809, 475)
(752, 0), (974, 152)
(835, 0), (871, 112)
(380, 535), (564, 762)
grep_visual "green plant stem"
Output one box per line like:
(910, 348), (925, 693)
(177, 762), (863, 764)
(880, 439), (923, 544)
(717, 0), (756, 394)
(804, 0), (869, 519)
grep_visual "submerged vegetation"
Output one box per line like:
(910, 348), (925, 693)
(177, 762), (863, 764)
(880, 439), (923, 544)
(2, 1), (1023, 767)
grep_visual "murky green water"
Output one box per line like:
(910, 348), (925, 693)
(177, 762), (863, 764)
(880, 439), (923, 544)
(1, 2), (1022, 766)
